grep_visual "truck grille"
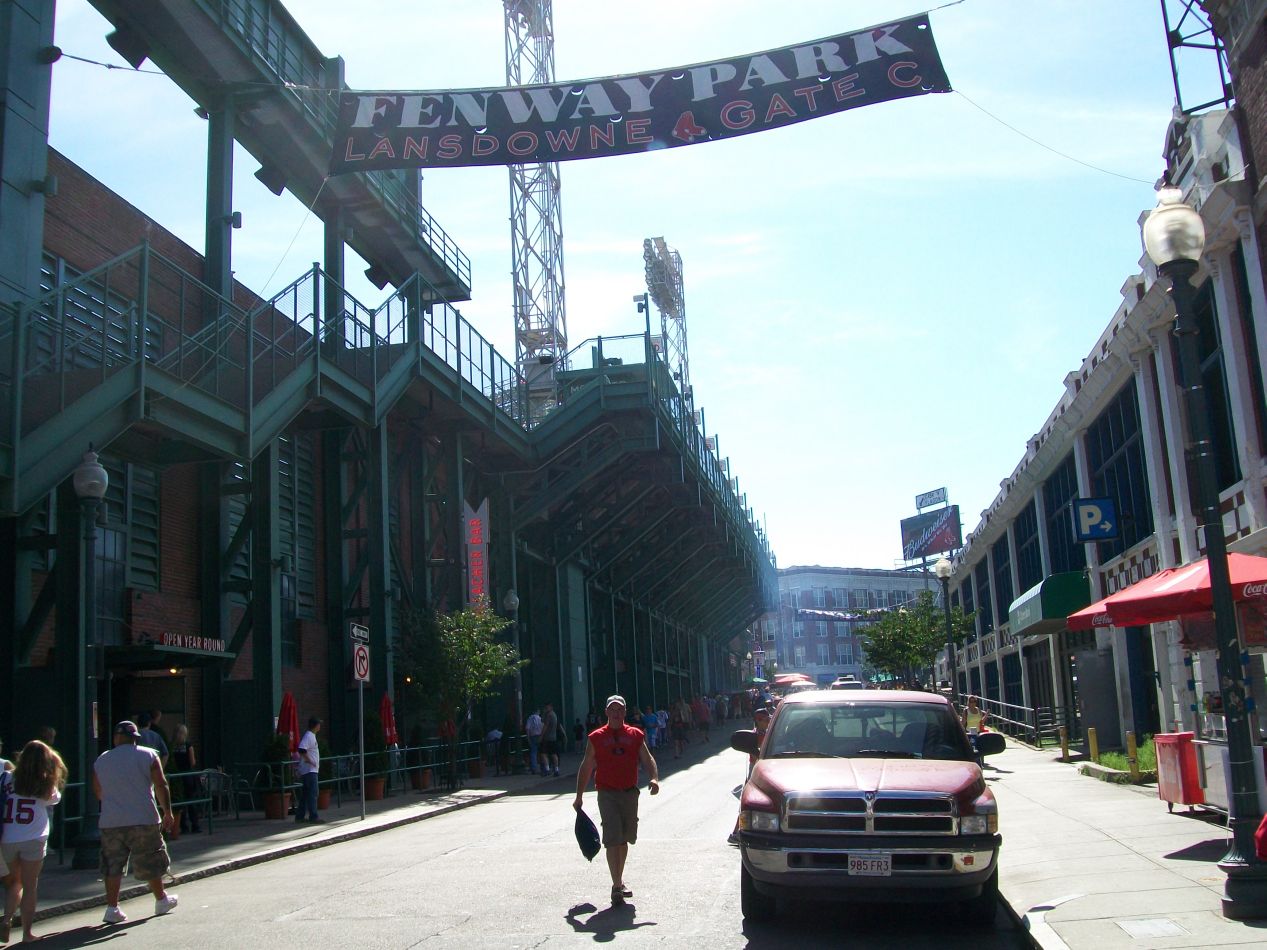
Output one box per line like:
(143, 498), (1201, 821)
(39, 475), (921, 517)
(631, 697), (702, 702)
(783, 791), (957, 835)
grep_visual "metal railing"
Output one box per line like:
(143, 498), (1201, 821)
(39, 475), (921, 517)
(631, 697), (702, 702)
(198, 0), (471, 290)
(1, 246), (530, 460)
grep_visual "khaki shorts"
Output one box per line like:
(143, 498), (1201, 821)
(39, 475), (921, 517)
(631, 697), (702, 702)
(1, 838), (46, 865)
(596, 787), (640, 846)
(100, 824), (170, 880)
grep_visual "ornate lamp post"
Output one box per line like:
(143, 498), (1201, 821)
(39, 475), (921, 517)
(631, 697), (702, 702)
(503, 587), (522, 720)
(1143, 186), (1267, 919)
(71, 447), (108, 869)
(933, 557), (957, 707)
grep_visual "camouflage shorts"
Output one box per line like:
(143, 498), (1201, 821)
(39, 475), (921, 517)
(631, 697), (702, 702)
(99, 824), (170, 880)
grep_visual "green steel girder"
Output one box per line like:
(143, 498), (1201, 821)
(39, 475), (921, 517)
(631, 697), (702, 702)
(643, 545), (723, 602)
(590, 508), (676, 577)
(512, 432), (652, 531)
(609, 521), (705, 592)
(548, 479), (654, 560)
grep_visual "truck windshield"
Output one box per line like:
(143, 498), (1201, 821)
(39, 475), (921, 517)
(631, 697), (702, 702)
(765, 703), (974, 761)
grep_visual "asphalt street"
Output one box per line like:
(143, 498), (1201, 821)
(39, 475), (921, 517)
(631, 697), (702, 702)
(25, 744), (1031, 948)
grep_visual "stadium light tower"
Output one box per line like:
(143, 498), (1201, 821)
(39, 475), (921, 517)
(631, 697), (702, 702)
(504, 0), (567, 419)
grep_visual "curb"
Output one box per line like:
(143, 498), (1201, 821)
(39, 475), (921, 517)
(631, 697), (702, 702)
(999, 891), (1046, 949)
(32, 789), (507, 923)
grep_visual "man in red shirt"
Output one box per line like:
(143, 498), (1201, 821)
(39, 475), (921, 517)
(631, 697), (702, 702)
(573, 695), (659, 905)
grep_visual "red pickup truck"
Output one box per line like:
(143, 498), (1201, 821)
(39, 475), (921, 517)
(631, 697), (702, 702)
(730, 690), (1006, 925)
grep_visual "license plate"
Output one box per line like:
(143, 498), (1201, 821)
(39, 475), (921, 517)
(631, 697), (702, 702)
(847, 852), (892, 876)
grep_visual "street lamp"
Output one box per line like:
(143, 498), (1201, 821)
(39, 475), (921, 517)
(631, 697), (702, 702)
(71, 447), (108, 870)
(503, 587), (522, 722)
(1143, 185), (1267, 919)
(933, 557), (957, 707)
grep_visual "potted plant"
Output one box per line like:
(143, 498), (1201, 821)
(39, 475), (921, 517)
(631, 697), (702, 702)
(317, 737), (333, 810)
(406, 725), (431, 792)
(260, 732), (294, 819)
(362, 711), (388, 800)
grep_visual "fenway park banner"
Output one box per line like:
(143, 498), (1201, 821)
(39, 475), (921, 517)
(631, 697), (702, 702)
(331, 13), (950, 172)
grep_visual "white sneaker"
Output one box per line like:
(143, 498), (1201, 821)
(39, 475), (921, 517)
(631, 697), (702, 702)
(155, 894), (179, 916)
(103, 906), (127, 925)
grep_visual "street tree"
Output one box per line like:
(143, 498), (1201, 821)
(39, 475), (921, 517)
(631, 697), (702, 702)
(396, 596), (527, 739)
(857, 590), (975, 685)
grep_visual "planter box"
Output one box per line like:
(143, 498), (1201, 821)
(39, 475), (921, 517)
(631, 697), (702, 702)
(364, 776), (386, 800)
(317, 788), (332, 809)
(1079, 762), (1158, 785)
(261, 791), (291, 819)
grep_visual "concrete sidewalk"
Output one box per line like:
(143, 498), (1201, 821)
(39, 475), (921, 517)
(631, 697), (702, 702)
(991, 740), (1267, 948)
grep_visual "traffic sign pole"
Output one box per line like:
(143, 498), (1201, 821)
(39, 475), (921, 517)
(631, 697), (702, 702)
(358, 677), (365, 821)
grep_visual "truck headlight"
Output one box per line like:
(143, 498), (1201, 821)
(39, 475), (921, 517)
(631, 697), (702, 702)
(741, 809), (780, 832)
(960, 814), (994, 835)
(960, 793), (998, 835)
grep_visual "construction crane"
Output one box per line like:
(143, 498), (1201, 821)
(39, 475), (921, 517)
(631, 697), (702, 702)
(643, 236), (691, 403)
(503, 0), (567, 418)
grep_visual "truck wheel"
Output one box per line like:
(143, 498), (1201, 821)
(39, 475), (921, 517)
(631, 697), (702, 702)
(740, 864), (777, 923)
(960, 867), (999, 927)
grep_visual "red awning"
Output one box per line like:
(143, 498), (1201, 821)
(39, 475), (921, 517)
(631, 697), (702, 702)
(1066, 553), (1267, 629)
(1066, 594), (1117, 632)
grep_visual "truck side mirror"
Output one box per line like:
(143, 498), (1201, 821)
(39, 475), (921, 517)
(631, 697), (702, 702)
(975, 732), (1006, 757)
(731, 729), (759, 756)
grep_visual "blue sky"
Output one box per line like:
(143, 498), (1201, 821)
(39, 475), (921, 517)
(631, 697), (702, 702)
(50, 1), (1189, 569)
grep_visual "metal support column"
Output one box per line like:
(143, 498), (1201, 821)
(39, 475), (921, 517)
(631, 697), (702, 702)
(367, 423), (393, 691)
(251, 443), (283, 744)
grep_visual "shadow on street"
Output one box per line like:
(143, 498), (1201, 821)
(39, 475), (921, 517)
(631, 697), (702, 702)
(738, 899), (1030, 949)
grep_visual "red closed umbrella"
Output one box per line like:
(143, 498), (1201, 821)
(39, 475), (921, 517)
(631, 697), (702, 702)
(277, 691), (299, 758)
(379, 692), (399, 745)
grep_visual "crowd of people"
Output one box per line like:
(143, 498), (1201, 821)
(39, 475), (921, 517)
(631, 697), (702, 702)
(0, 709), (192, 940)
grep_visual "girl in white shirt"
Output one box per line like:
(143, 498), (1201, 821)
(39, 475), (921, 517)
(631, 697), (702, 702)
(1, 740), (67, 943)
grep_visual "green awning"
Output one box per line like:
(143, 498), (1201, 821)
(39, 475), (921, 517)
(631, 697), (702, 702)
(1008, 572), (1091, 637)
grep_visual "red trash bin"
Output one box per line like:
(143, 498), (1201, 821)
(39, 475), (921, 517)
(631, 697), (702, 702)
(1155, 732), (1204, 811)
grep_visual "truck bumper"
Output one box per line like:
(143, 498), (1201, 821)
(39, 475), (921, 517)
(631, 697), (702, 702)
(741, 833), (1000, 902)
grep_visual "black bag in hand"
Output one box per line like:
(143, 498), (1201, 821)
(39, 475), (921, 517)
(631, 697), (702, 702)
(574, 808), (601, 861)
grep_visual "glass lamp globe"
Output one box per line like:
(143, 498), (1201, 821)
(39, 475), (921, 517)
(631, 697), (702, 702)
(933, 557), (953, 580)
(1142, 187), (1205, 266)
(73, 449), (109, 500)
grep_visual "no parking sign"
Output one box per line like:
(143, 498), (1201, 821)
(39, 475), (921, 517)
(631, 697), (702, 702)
(353, 642), (371, 683)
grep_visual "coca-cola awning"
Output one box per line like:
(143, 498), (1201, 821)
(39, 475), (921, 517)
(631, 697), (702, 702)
(1065, 553), (1267, 630)
(330, 13), (950, 172)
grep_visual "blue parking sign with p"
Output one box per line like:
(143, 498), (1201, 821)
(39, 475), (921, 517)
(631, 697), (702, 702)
(1074, 497), (1119, 542)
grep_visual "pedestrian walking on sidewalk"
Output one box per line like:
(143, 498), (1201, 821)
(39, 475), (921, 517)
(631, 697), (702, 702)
(541, 702), (561, 777)
(170, 724), (202, 834)
(295, 717), (323, 824)
(573, 695), (659, 906)
(525, 708), (543, 775)
(0, 740), (67, 943)
(93, 721), (178, 925)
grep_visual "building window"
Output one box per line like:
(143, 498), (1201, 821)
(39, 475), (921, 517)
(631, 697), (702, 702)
(1232, 243), (1267, 451)
(1014, 500), (1042, 592)
(850, 589), (869, 610)
(974, 560), (993, 633)
(991, 536), (1013, 627)
(793, 622), (804, 639)
(1085, 381), (1154, 560)
(816, 621), (827, 637)
(812, 588), (825, 607)
(794, 646), (806, 666)
(764, 627), (775, 642)
(832, 587), (847, 607)
(1175, 279), (1241, 490)
(1043, 452), (1086, 575)
(816, 643), (829, 665)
